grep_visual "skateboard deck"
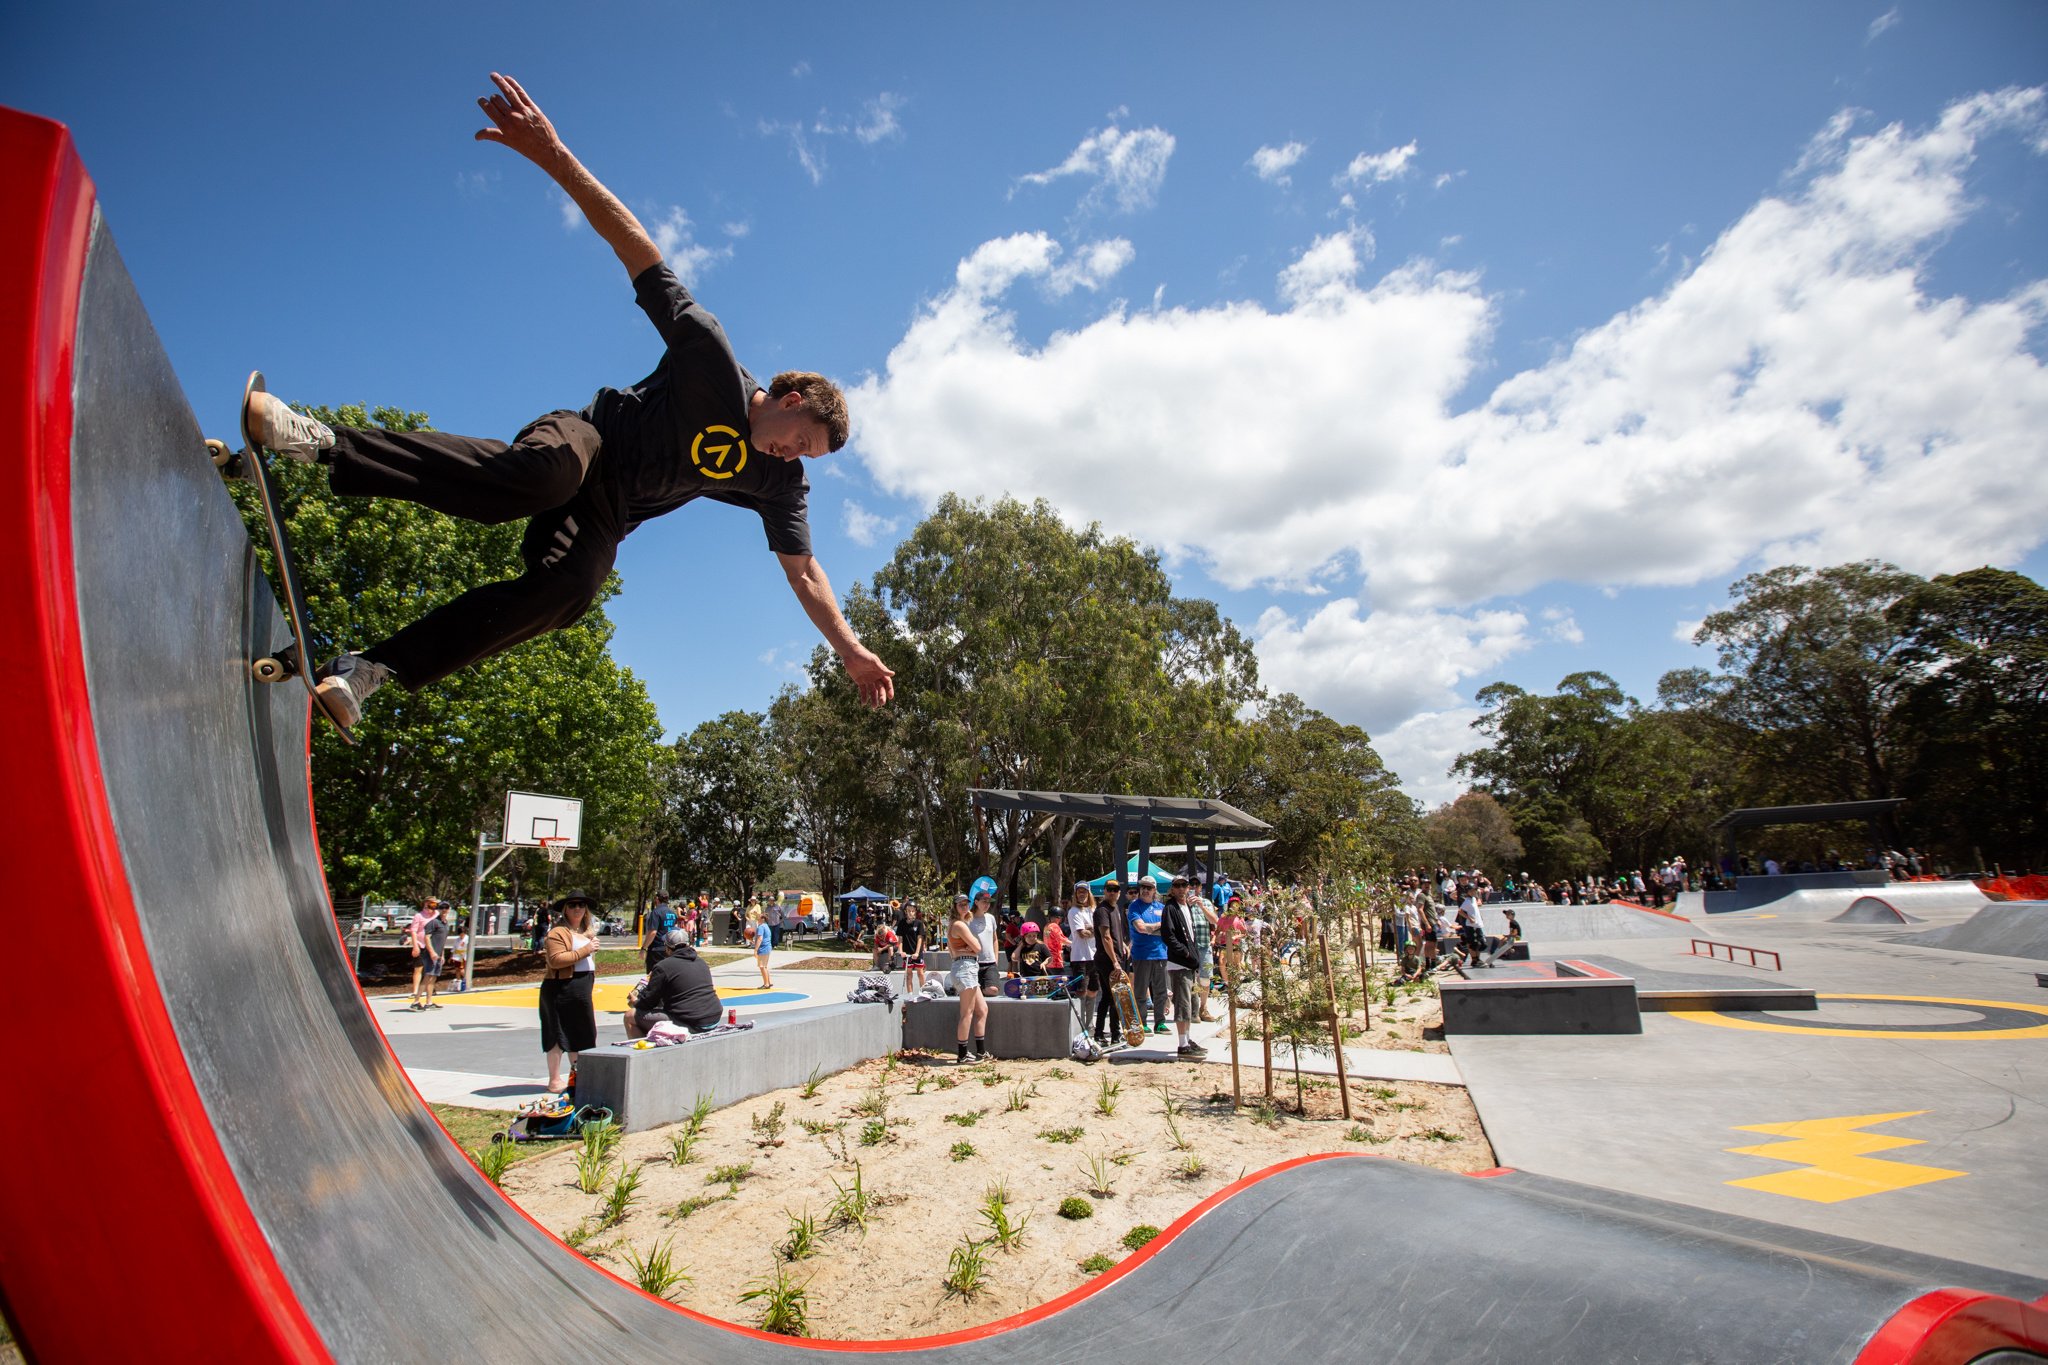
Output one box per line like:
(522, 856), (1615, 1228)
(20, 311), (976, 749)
(1110, 971), (1144, 1048)
(208, 371), (355, 745)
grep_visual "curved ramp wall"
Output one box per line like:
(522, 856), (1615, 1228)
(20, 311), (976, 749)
(6, 106), (2048, 1365)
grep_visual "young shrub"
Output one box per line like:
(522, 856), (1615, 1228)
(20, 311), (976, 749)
(1037, 1126), (1084, 1145)
(751, 1100), (787, 1146)
(1174, 1155), (1206, 1180)
(1079, 1252), (1115, 1274)
(1095, 1075), (1121, 1116)
(598, 1162), (644, 1228)
(858, 1118), (890, 1147)
(943, 1236), (991, 1301)
(979, 1181), (1030, 1252)
(739, 1265), (812, 1337)
(1080, 1149), (1118, 1198)
(574, 1145), (615, 1196)
(950, 1141), (977, 1162)
(800, 1066), (824, 1099)
(471, 1137), (513, 1187)
(1345, 1124), (1389, 1145)
(827, 1162), (875, 1234)
(622, 1237), (691, 1299)
(687, 1092), (715, 1134)
(708, 1161), (753, 1192)
(1057, 1196), (1095, 1221)
(666, 1127), (701, 1166)
(1121, 1224), (1161, 1251)
(944, 1109), (985, 1127)
(781, 1208), (819, 1262)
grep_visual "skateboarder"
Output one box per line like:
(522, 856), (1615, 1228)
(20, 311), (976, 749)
(244, 73), (895, 727)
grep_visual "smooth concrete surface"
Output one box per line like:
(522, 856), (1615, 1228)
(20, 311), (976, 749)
(1696, 869), (1890, 913)
(1834, 897), (1923, 924)
(1506, 901), (1695, 939)
(1450, 903), (2048, 1277)
(578, 1001), (899, 1131)
(903, 996), (1081, 1057)
(1899, 901), (2048, 961)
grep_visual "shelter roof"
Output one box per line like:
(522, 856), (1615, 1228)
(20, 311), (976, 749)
(1707, 799), (1905, 832)
(969, 789), (1272, 834)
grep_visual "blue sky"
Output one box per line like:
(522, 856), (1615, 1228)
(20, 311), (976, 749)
(7, 1), (2045, 805)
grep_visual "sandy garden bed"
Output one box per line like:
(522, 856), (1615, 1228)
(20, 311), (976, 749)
(497, 1031), (1491, 1340)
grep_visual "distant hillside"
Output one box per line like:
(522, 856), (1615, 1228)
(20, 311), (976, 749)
(773, 859), (821, 892)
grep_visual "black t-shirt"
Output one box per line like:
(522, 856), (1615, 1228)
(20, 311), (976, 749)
(580, 263), (812, 554)
(900, 920), (927, 957)
(1016, 942), (1048, 976)
(639, 952), (722, 1030)
(423, 916), (449, 958)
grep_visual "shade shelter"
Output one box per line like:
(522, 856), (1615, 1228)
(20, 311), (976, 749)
(837, 886), (891, 901)
(969, 789), (1274, 895)
(1707, 799), (1906, 868)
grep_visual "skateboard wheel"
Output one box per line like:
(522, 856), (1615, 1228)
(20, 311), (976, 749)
(205, 438), (231, 467)
(252, 656), (286, 683)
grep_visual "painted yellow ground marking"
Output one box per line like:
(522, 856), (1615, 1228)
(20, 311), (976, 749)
(438, 982), (789, 1010)
(1671, 993), (2048, 1040)
(1725, 1110), (1966, 1203)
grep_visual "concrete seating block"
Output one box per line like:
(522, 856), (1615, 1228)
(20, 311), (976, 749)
(902, 997), (1081, 1059)
(577, 1002), (900, 1131)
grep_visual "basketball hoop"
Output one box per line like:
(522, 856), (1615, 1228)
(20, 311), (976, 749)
(538, 836), (569, 865)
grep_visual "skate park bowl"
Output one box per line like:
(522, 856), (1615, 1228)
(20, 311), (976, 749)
(9, 106), (2048, 1362)
(1694, 874), (1990, 917)
(1899, 902), (2048, 963)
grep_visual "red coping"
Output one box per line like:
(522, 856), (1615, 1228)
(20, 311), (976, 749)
(1853, 1287), (2048, 1365)
(1603, 897), (1692, 921)
(0, 107), (327, 1362)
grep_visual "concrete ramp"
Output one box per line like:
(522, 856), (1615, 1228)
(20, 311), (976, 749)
(8, 105), (2048, 1364)
(1507, 901), (1693, 940)
(1898, 902), (2048, 962)
(1833, 896), (1923, 924)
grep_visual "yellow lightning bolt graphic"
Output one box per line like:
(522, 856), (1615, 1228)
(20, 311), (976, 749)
(1724, 1110), (1966, 1203)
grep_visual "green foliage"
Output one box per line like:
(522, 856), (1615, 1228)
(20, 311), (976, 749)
(708, 1161), (753, 1191)
(827, 1163), (876, 1233)
(1079, 1253), (1115, 1274)
(666, 1128), (701, 1165)
(1121, 1224), (1161, 1251)
(1095, 1076), (1121, 1116)
(687, 1093), (716, 1134)
(978, 1181), (1030, 1252)
(598, 1163), (644, 1229)
(1174, 1155), (1207, 1179)
(660, 710), (793, 902)
(1037, 1126), (1084, 1144)
(949, 1140), (977, 1162)
(470, 1136), (513, 1187)
(858, 1118), (890, 1147)
(739, 1265), (812, 1336)
(237, 401), (665, 905)
(943, 1236), (992, 1300)
(1080, 1150), (1118, 1198)
(800, 1067), (824, 1099)
(574, 1146), (614, 1195)
(1004, 1081), (1039, 1112)
(780, 1208), (820, 1262)
(944, 1110), (985, 1127)
(622, 1237), (691, 1299)
(667, 1193), (729, 1221)
(751, 1101), (787, 1146)
(1057, 1196), (1095, 1220)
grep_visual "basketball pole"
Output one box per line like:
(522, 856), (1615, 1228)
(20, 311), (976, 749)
(465, 829), (519, 994)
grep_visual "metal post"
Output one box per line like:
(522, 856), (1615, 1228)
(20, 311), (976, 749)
(464, 831), (518, 994)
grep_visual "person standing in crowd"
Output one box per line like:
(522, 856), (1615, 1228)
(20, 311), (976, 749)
(946, 894), (991, 1062)
(1043, 905), (1066, 975)
(406, 899), (440, 1008)
(412, 901), (452, 1010)
(764, 897), (785, 950)
(1159, 880), (1203, 1056)
(899, 903), (928, 997)
(625, 930), (722, 1039)
(967, 887), (1001, 996)
(642, 892), (677, 956)
(1215, 894), (1246, 999)
(540, 890), (600, 1093)
(745, 906), (774, 988)
(1126, 876), (1170, 1036)
(1066, 883), (1099, 1030)
(1187, 880), (1219, 1022)
(1091, 880), (1129, 1046)
(1015, 923), (1048, 977)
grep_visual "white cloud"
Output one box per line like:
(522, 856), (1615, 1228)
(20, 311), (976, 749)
(855, 88), (2048, 611)
(853, 92), (907, 144)
(842, 500), (902, 547)
(1540, 606), (1585, 644)
(791, 61), (812, 79)
(1048, 239), (1137, 297)
(1672, 617), (1706, 643)
(1017, 123), (1176, 213)
(649, 206), (733, 286)
(1250, 141), (1308, 187)
(554, 188), (581, 232)
(1251, 602), (1531, 735)
(1338, 140), (1419, 187)
(1867, 6), (1902, 41)
(1373, 707), (1484, 810)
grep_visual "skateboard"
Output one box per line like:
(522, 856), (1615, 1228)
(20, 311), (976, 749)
(206, 371), (356, 745)
(1110, 970), (1145, 1048)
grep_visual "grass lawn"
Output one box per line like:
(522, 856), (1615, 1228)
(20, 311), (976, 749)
(430, 1103), (558, 1169)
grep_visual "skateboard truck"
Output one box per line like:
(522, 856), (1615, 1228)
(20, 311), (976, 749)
(252, 641), (302, 685)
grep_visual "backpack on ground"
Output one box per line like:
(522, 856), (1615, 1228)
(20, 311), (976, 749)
(504, 1097), (613, 1143)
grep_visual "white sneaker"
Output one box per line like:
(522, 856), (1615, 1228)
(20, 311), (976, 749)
(313, 653), (392, 728)
(248, 391), (336, 464)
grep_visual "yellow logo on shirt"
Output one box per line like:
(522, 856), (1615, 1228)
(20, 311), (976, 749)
(690, 425), (749, 480)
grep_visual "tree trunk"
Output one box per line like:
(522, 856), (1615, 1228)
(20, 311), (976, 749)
(1225, 949), (1241, 1111)
(1351, 907), (1372, 1027)
(1317, 930), (1353, 1120)
(1258, 945), (1273, 1100)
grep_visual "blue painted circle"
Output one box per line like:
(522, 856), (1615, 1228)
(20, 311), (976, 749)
(714, 990), (807, 1007)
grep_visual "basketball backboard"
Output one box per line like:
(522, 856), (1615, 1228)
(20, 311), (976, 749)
(502, 791), (582, 849)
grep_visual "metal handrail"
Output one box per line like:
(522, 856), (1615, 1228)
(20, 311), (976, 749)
(1689, 939), (1782, 972)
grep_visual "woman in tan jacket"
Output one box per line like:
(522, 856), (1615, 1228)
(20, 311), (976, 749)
(541, 890), (600, 1092)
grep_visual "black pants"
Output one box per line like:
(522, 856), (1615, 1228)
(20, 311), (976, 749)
(326, 412), (621, 688)
(1089, 957), (1120, 1037)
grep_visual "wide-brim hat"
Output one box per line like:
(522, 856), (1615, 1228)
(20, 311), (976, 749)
(554, 889), (595, 909)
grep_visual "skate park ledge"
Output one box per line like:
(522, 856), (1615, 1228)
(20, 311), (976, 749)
(903, 996), (1082, 1058)
(1441, 961), (1643, 1034)
(577, 1001), (899, 1131)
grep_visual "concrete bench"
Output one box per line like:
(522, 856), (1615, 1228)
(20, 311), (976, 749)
(576, 1002), (900, 1131)
(1440, 959), (1641, 1035)
(902, 997), (1080, 1059)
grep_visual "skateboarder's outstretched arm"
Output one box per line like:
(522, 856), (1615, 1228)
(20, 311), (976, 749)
(778, 551), (897, 708)
(475, 72), (662, 280)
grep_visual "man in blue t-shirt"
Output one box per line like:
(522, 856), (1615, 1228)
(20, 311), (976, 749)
(243, 73), (896, 733)
(1126, 877), (1170, 1035)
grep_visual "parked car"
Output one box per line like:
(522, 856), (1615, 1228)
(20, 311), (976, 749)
(358, 915), (390, 933)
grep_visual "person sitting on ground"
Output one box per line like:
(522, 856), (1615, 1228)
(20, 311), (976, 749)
(246, 74), (895, 733)
(626, 930), (723, 1039)
(1015, 923), (1048, 977)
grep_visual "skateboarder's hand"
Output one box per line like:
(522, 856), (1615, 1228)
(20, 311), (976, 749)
(475, 72), (564, 168)
(844, 646), (896, 709)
